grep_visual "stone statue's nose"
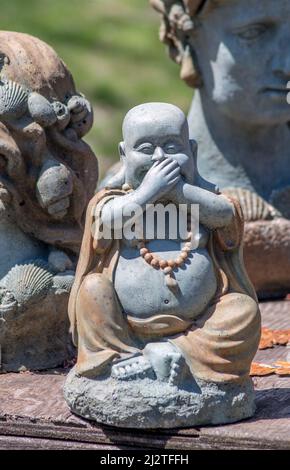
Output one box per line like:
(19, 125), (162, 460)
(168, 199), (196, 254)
(272, 29), (290, 79)
(152, 146), (165, 161)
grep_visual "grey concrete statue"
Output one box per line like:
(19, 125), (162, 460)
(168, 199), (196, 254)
(148, 0), (290, 299)
(0, 31), (98, 372)
(64, 103), (261, 429)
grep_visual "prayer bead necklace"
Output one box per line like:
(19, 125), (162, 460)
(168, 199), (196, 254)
(137, 232), (193, 288)
(122, 185), (194, 288)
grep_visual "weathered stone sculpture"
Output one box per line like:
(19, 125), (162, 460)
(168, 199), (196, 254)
(0, 31), (98, 371)
(64, 103), (261, 428)
(147, 0), (290, 299)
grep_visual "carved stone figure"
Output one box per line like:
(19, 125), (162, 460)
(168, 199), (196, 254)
(64, 103), (261, 428)
(148, 0), (290, 299)
(0, 31), (98, 371)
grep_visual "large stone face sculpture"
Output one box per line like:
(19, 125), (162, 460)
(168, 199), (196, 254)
(0, 31), (98, 371)
(150, 0), (290, 299)
(64, 103), (261, 428)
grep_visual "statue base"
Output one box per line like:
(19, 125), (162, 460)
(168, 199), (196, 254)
(64, 368), (255, 429)
(244, 219), (290, 300)
(0, 280), (75, 372)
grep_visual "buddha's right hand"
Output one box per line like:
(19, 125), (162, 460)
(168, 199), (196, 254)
(137, 158), (181, 203)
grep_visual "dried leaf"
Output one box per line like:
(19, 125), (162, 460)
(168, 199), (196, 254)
(274, 361), (290, 367)
(251, 360), (290, 377)
(259, 338), (274, 350)
(258, 327), (290, 350)
(250, 362), (276, 377)
(272, 330), (290, 346)
(275, 361), (290, 375)
(275, 368), (290, 376)
(259, 327), (275, 350)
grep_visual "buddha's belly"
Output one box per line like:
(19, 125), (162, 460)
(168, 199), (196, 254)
(114, 241), (217, 321)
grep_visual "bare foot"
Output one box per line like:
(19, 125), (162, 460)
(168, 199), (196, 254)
(111, 355), (155, 381)
(143, 341), (185, 385)
(168, 352), (184, 386)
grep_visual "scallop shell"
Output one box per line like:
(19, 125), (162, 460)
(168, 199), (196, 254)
(53, 271), (75, 292)
(0, 79), (28, 119)
(2, 260), (53, 305)
(223, 188), (279, 222)
(269, 186), (290, 219)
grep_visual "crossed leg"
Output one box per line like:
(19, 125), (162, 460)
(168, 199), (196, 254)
(75, 273), (139, 377)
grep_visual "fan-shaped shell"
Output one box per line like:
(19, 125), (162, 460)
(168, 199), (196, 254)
(53, 271), (75, 292)
(0, 79), (28, 119)
(223, 188), (278, 222)
(2, 261), (53, 305)
(270, 186), (290, 219)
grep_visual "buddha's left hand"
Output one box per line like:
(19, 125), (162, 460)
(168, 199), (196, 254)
(167, 177), (186, 205)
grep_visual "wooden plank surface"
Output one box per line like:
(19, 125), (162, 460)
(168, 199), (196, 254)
(0, 299), (289, 450)
(0, 435), (131, 451)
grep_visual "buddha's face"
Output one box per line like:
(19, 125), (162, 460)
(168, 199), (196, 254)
(191, 0), (290, 125)
(120, 103), (196, 188)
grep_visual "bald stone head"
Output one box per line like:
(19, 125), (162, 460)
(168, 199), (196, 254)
(119, 103), (196, 188)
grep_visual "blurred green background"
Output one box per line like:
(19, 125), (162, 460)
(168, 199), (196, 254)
(1, 0), (191, 176)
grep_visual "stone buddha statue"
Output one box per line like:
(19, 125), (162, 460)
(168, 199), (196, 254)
(0, 31), (98, 371)
(149, 0), (290, 299)
(64, 103), (261, 428)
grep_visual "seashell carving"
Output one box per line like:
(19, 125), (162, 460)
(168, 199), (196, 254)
(28, 92), (57, 127)
(269, 186), (290, 220)
(52, 101), (70, 130)
(223, 188), (279, 222)
(0, 79), (28, 119)
(53, 271), (75, 292)
(0, 286), (17, 316)
(1, 260), (53, 305)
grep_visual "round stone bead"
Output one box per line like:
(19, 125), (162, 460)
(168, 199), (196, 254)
(122, 183), (131, 191)
(159, 260), (168, 269)
(168, 260), (176, 268)
(163, 266), (172, 274)
(144, 253), (153, 263)
(151, 258), (160, 268)
(140, 248), (149, 256)
(165, 274), (178, 288)
(175, 257), (184, 266)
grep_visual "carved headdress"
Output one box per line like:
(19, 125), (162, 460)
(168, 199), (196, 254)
(150, 0), (218, 87)
(0, 31), (98, 254)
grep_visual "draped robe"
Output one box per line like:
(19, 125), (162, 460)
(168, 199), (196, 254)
(68, 188), (261, 383)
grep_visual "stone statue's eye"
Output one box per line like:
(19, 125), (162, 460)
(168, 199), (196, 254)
(136, 144), (154, 155)
(164, 144), (178, 154)
(236, 24), (268, 40)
